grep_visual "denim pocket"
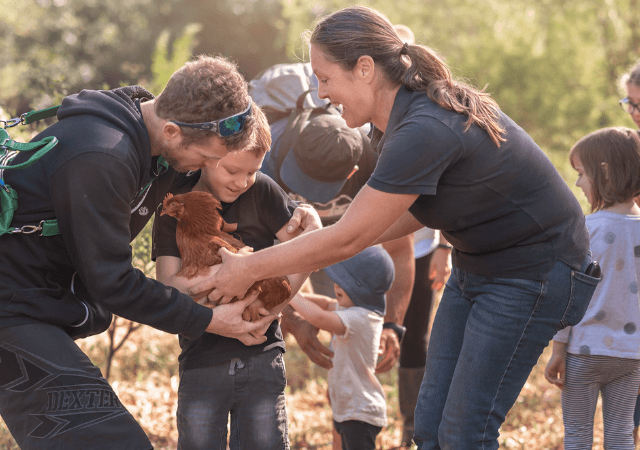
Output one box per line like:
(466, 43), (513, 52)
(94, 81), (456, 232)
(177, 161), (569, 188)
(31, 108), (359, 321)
(560, 270), (600, 328)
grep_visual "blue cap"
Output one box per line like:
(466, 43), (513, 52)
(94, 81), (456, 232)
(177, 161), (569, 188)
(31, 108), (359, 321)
(324, 247), (395, 316)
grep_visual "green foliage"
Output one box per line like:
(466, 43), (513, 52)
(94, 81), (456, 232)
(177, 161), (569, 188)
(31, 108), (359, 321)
(0, 0), (289, 115)
(0, 0), (180, 114)
(282, 0), (639, 146)
(148, 23), (203, 96)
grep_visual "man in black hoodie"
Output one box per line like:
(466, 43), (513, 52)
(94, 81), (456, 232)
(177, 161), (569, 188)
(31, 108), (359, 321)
(0, 55), (284, 450)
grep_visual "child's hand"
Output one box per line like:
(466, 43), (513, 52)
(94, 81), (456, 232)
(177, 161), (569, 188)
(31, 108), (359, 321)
(195, 293), (217, 308)
(242, 299), (269, 322)
(544, 352), (566, 390)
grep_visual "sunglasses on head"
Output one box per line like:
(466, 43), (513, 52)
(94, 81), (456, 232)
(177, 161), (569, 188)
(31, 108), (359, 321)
(170, 98), (252, 138)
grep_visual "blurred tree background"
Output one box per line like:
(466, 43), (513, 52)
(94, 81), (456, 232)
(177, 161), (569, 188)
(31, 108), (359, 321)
(2, 0), (640, 240)
(1, 2), (639, 447)
(2, 0), (639, 162)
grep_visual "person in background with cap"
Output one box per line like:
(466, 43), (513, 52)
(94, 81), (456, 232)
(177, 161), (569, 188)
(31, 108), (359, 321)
(260, 73), (415, 376)
(289, 246), (395, 450)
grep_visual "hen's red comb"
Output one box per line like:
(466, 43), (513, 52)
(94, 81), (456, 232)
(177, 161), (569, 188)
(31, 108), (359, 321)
(165, 193), (173, 200)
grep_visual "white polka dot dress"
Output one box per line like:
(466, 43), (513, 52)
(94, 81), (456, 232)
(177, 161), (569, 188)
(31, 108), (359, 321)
(553, 211), (640, 359)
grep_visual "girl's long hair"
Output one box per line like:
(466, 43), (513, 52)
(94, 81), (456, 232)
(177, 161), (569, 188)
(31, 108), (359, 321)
(310, 6), (506, 146)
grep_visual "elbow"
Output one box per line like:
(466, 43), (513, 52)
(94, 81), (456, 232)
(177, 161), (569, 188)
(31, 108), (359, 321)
(328, 227), (371, 261)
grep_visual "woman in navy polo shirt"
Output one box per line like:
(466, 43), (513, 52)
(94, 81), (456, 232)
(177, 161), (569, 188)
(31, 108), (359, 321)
(195, 6), (599, 449)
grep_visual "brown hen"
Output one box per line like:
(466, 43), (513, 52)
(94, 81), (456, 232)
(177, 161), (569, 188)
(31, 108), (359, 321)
(160, 191), (291, 317)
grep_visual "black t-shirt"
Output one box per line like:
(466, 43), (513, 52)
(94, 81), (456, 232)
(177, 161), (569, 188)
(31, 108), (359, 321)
(368, 86), (589, 280)
(152, 171), (298, 371)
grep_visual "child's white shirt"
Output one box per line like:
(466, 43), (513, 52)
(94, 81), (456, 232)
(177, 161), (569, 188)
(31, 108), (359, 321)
(328, 306), (387, 427)
(554, 211), (640, 358)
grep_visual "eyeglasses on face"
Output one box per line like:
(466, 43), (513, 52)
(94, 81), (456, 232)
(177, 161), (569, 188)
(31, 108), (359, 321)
(170, 98), (252, 137)
(619, 97), (640, 115)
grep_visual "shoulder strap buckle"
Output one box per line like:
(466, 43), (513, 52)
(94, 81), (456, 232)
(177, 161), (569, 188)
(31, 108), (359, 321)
(1, 118), (21, 129)
(11, 224), (41, 234)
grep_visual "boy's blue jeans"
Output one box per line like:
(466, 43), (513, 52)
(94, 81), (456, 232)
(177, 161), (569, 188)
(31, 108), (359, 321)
(414, 257), (598, 450)
(177, 348), (289, 450)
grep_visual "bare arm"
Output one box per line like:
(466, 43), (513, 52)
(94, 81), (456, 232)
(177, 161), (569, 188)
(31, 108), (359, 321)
(289, 293), (345, 336)
(266, 221), (315, 316)
(191, 186), (419, 303)
(374, 210), (424, 245)
(156, 256), (212, 296)
(299, 292), (338, 311)
(428, 233), (452, 291)
(381, 235), (415, 326)
(280, 304), (334, 369)
(376, 234), (415, 373)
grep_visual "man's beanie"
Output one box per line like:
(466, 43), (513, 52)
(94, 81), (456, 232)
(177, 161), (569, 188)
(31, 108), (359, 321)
(324, 246), (395, 316)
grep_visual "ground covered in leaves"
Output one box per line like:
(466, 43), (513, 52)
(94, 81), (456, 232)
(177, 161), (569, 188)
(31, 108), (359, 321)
(0, 317), (609, 450)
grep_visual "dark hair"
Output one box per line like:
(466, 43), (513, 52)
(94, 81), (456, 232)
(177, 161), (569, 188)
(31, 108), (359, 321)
(309, 5), (506, 146)
(623, 61), (640, 88)
(570, 127), (640, 211)
(155, 55), (254, 150)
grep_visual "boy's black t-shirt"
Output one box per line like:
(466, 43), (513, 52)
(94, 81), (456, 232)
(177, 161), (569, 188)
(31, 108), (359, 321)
(152, 171), (298, 371)
(368, 86), (590, 280)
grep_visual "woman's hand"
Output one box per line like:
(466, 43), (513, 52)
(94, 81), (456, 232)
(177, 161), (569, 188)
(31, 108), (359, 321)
(205, 292), (276, 345)
(189, 248), (255, 305)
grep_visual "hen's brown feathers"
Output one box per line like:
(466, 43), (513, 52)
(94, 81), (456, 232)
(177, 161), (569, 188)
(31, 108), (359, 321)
(161, 191), (291, 311)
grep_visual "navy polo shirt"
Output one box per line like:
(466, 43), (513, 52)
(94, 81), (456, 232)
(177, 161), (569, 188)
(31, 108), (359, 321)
(367, 86), (589, 280)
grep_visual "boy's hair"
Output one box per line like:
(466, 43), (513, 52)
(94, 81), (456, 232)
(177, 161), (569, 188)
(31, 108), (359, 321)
(570, 127), (640, 211)
(244, 105), (271, 159)
(155, 55), (255, 151)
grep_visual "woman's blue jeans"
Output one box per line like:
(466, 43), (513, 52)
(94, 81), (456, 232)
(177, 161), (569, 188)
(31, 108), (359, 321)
(414, 257), (598, 450)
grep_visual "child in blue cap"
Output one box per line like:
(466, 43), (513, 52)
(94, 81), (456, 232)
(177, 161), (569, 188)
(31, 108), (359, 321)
(289, 246), (395, 450)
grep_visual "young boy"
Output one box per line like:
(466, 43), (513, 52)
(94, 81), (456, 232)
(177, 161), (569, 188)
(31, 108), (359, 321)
(152, 105), (311, 450)
(289, 246), (395, 450)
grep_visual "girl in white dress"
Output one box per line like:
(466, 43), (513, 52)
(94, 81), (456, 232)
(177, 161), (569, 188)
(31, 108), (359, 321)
(545, 126), (640, 449)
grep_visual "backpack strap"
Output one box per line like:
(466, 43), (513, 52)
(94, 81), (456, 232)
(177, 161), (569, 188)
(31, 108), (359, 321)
(0, 130), (59, 170)
(0, 105), (60, 169)
(1, 106), (61, 236)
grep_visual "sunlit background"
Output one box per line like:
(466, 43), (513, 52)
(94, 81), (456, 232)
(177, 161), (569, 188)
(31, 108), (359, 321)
(1, 1), (638, 448)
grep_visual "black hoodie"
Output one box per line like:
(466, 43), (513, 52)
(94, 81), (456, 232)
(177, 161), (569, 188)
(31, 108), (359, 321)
(0, 87), (212, 338)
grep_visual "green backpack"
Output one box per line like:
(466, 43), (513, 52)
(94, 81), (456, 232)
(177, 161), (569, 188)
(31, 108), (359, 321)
(1, 106), (61, 236)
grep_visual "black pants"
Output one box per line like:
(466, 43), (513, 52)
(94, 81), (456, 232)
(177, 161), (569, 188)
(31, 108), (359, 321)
(400, 252), (434, 369)
(333, 419), (382, 450)
(0, 323), (151, 450)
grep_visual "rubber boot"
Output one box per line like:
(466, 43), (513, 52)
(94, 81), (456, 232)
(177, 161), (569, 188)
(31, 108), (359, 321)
(399, 367), (425, 448)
